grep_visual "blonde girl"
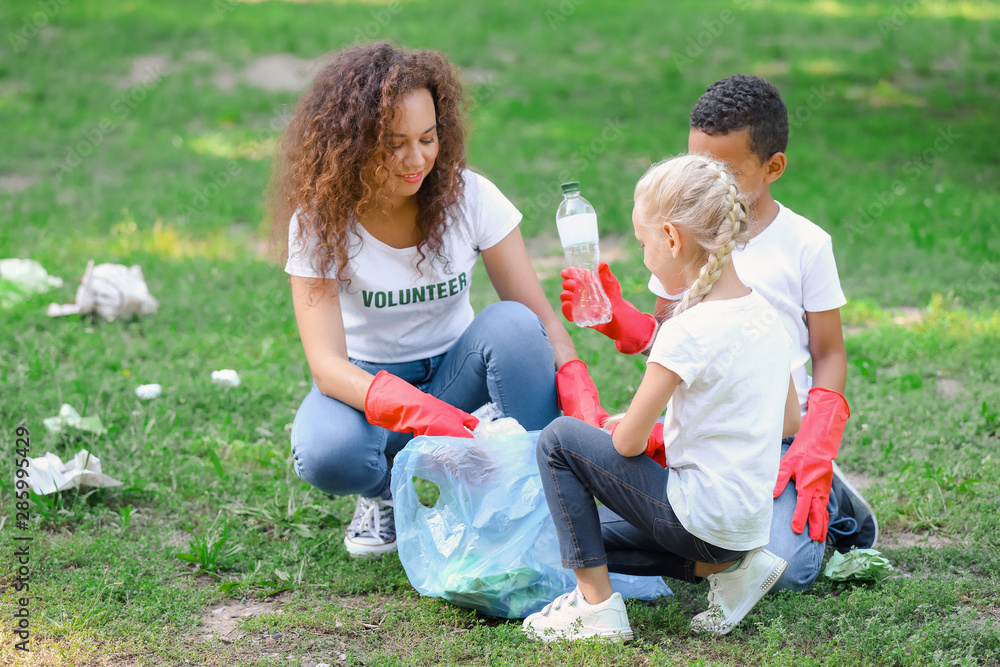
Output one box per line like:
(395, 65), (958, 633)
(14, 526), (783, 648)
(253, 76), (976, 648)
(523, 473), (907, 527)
(524, 154), (800, 641)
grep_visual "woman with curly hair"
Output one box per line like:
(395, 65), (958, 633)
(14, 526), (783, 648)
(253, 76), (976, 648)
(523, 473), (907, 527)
(268, 42), (607, 557)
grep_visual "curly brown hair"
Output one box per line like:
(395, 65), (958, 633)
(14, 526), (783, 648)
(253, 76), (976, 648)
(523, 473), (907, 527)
(267, 42), (468, 282)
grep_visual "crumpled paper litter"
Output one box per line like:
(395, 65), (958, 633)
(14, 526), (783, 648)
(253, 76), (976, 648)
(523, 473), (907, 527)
(24, 449), (123, 495)
(48, 260), (158, 321)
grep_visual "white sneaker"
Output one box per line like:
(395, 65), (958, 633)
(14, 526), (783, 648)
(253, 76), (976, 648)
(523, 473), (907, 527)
(522, 587), (634, 642)
(343, 494), (396, 558)
(690, 547), (787, 636)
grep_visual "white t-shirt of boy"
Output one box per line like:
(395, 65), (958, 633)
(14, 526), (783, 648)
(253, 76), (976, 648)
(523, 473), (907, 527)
(649, 202), (846, 415)
(284, 170), (521, 363)
(648, 291), (791, 551)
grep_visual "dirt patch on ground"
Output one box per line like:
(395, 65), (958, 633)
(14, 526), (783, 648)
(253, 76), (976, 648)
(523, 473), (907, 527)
(935, 378), (967, 400)
(116, 52), (323, 94)
(185, 592), (393, 666)
(841, 469), (876, 491)
(0, 174), (36, 193)
(461, 68), (497, 85)
(196, 592), (293, 643)
(244, 54), (321, 93)
(160, 530), (192, 552)
(116, 54), (169, 88)
(879, 530), (958, 549)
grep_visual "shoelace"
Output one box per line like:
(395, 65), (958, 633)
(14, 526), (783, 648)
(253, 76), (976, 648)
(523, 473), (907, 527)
(351, 496), (393, 539)
(827, 516), (859, 542)
(539, 589), (580, 616)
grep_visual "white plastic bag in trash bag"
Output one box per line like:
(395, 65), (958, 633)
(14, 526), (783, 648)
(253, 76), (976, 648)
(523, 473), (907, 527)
(391, 429), (671, 619)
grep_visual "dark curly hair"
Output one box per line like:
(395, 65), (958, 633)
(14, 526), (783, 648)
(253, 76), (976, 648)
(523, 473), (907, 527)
(267, 42), (467, 282)
(689, 74), (788, 163)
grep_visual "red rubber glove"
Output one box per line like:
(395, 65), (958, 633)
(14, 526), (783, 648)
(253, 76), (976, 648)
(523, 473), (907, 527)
(607, 420), (667, 467)
(364, 370), (478, 438)
(555, 360), (611, 428)
(772, 387), (851, 542)
(560, 263), (657, 355)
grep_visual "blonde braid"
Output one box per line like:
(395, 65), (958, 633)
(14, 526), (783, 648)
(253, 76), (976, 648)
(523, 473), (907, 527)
(673, 161), (750, 317)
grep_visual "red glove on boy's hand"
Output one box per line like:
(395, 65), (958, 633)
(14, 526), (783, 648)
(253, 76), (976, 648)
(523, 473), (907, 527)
(560, 263), (658, 355)
(555, 360), (611, 428)
(772, 387), (851, 542)
(364, 370), (478, 438)
(607, 420), (667, 467)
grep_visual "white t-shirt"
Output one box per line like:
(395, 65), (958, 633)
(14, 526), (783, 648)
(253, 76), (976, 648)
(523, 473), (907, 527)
(284, 170), (521, 363)
(648, 291), (791, 551)
(649, 202), (845, 414)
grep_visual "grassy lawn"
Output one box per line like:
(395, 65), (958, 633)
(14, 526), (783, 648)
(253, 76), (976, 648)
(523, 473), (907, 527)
(1, 0), (999, 665)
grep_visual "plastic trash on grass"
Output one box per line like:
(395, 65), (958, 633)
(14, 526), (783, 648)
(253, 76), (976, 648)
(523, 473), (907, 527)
(0, 258), (63, 309)
(47, 260), (158, 321)
(392, 404), (672, 619)
(824, 547), (894, 582)
(24, 449), (123, 495)
(135, 384), (162, 400)
(43, 404), (106, 435)
(211, 369), (241, 387)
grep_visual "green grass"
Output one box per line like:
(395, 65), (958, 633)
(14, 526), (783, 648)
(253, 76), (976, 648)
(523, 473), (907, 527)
(1, 0), (999, 665)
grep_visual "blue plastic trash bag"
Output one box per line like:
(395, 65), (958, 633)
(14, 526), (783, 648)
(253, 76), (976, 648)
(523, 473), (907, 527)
(391, 430), (671, 619)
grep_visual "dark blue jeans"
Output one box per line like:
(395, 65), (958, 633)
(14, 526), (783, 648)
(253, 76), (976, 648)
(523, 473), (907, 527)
(291, 301), (560, 499)
(536, 416), (746, 584)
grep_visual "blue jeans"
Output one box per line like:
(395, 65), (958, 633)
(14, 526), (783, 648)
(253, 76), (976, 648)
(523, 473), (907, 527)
(536, 417), (746, 584)
(291, 301), (560, 499)
(765, 436), (840, 591)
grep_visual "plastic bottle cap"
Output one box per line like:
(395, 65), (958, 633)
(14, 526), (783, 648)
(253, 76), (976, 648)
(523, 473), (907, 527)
(560, 181), (581, 195)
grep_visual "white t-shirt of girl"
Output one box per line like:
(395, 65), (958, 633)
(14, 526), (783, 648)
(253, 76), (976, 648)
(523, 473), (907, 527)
(648, 291), (791, 551)
(648, 202), (846, 415)
(284, 170), (521, 363)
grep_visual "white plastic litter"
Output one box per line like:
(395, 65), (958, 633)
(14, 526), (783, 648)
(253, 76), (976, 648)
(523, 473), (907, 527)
(211, 369), (241, 387)
(472, 402), (526, 438)
(135, 384), (162, 400)
(0, 258), (63, 308)
(43, 404), (106, 435)
(24, 449), (123, 495)
(47, 260), (158, 321)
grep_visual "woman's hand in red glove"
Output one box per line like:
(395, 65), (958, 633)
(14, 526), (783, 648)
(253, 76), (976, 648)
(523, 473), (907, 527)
(364, 370), (479, 438)
(554, 360), (610, 428)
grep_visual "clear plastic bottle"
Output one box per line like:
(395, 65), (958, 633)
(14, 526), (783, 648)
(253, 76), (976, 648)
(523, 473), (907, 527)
(555, 181), (612, 327)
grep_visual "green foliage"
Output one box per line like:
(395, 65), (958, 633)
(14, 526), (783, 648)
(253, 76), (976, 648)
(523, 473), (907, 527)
(0, 0), (998, 665)
(176, 513), (246, 576)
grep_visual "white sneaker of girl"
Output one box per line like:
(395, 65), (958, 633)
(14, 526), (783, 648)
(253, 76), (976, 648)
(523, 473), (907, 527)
(690, 547), (787, 635)
(522, 587), (634, 642)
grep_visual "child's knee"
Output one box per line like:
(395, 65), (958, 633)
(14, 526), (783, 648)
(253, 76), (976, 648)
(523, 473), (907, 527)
(772, 556), (821, 592)
(767, 536), (824, 592)
(536, 416), (588, 459)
